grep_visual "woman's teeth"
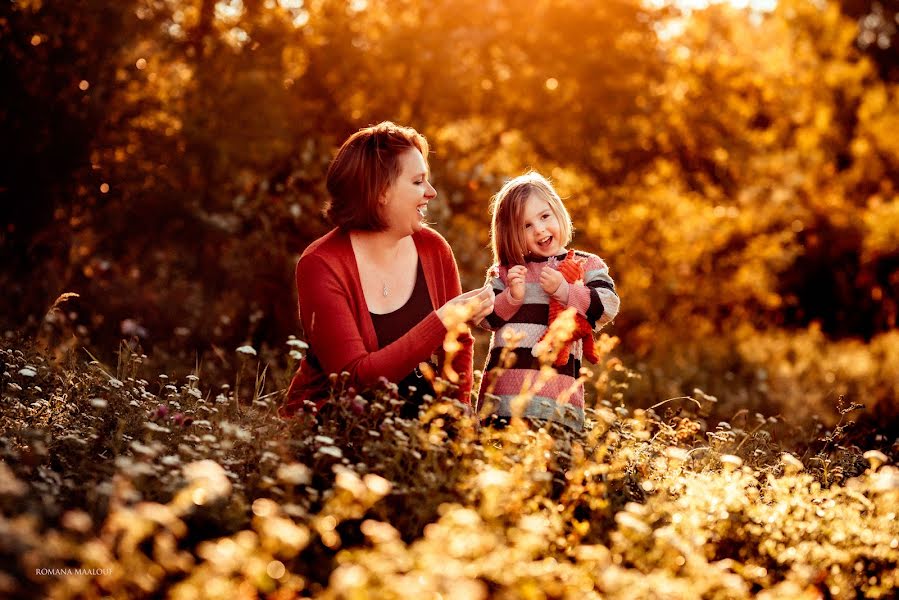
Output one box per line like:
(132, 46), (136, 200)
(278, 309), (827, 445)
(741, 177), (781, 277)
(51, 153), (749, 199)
(417, 206), (427, 217)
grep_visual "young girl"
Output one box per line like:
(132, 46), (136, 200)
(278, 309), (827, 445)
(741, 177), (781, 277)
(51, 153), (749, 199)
(477, 171), (620, 431)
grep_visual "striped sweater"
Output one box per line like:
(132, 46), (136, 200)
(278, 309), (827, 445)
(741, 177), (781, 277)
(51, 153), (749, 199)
(476, 250), (619, 431)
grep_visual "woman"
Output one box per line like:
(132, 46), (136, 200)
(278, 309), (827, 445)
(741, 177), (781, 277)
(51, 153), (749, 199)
(281, 122), (494, 417)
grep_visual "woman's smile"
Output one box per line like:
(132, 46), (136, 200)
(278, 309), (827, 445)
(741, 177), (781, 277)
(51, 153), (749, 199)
(382, 148), (436, 235)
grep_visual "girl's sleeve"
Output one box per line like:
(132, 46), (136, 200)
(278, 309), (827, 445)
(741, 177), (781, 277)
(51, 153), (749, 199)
(297, 254), (448, 388)
(560, 254), (620, 330)
(478, 265), (523, 332)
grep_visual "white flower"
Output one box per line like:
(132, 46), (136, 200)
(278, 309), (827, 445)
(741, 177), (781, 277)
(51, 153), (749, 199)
(477, 468), (512, 488)
(182, 460), (232, 501)
(314, 435), (335, 445)
(615, 511), (651, 535)
(130, 441), (156, 456)
(108, 378), (124, 389)
(236, 345), (257, 356)
(90, 398), (108, 409)
(287, 339), (309, 349)
(18, 367), (37, 377)
(277, 462), (312, 485)
(144, 421), (171, 433)
(317, 446), (342, 458)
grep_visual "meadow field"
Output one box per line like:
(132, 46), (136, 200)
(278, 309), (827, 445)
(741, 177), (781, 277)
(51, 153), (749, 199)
(3, 0), (899, 597)
(1, 331), (898, 598)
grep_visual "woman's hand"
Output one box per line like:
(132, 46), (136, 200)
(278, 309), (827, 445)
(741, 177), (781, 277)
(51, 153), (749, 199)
(437, 285), (495, 327)
(540, 266), (565, 295)
(507, 265), (528, 301)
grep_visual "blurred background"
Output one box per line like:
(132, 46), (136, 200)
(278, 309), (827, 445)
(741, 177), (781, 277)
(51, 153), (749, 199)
(2, 0), (898, 427)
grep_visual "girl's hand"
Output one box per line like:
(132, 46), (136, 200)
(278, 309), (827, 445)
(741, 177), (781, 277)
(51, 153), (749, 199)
(507, 265), (528, 301)
(437, 285), (495, 327)
(539, 266), (564, 295)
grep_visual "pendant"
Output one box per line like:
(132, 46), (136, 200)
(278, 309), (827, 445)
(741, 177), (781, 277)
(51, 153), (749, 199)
(382, 282), (389, 297)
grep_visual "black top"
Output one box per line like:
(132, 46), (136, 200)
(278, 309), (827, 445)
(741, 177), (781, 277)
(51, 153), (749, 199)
(369, 259), (436, 416)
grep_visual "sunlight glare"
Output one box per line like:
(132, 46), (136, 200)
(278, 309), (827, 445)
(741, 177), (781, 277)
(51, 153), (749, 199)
(645, 0), (777, 12)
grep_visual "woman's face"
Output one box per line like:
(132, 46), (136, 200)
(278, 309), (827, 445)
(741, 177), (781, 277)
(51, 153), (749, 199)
(521, 193), (564, 258)
(380, 148), (436, 236)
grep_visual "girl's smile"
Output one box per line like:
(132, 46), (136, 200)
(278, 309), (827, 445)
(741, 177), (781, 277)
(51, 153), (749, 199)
(521, 193), (564, 258)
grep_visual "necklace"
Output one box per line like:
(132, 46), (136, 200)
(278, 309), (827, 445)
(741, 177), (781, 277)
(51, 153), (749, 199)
(352, 232), (404, 299)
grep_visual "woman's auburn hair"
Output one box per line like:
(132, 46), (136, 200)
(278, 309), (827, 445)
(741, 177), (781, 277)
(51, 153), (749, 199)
(489, 171), (573, 266)
(325, 121), (429, 231)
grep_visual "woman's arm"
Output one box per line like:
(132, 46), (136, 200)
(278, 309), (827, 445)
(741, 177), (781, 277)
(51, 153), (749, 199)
(297, 254), (448, 388)
(438, 244), (475, 404)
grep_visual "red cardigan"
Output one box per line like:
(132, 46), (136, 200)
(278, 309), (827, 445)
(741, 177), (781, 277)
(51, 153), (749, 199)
(281, 227), (474, 416)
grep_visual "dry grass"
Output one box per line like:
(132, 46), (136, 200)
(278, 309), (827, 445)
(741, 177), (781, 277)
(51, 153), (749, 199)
(1, 331), (898, 599)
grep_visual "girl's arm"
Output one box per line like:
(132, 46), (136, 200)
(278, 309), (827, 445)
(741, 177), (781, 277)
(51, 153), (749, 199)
(555, 254), (620, 330)
(297, 254), (448, 388)
(478, 266), (523, 332)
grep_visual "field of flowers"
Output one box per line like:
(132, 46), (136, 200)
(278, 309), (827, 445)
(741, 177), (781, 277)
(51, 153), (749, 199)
(2, 332), (898, 600)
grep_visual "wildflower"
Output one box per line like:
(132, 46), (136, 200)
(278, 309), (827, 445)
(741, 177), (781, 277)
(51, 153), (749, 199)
(314, 435), (335, 445)
(665, 446), (690, 464)
(615, 511), (651, 535)
(236, 345), (257, 356)
(182, 459), (232, 503)
(351, 395), (367, 415)
(781, 453), (804, 474)
(61, 510), (92, 534)
(318, 446), (342, 459)
(287, 338), (309, 349)
(18, 367), (36, 377)
(863, 450), (888, 471)
(130, 441), (156, 456)
(155, 404), (169, 419)
(108, 378), (123, 388)
(477, 468), (512, 488)
(363, 473), (391, 497)
(277, 462), (312, 485)
(720, 454), (743, 472)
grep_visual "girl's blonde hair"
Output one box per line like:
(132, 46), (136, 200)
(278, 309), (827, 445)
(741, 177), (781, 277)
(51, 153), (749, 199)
(489, 171), (573, 266)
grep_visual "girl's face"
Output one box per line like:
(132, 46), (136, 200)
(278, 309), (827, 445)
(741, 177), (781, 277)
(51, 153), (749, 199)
(381, 148), (436, 236)
(521, 193), (564, 258)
